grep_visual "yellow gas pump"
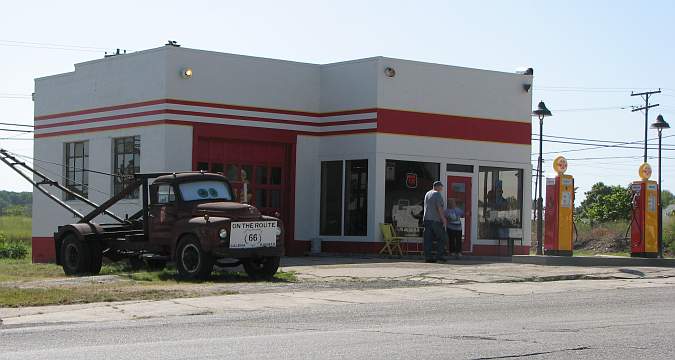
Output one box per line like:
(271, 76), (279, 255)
(630, 163), (659, 258)
(544, 156), (574, 256)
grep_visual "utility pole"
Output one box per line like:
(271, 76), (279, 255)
(631, 89), (661, 163)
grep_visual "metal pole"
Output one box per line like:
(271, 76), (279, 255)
(644, 95), (649, 163)
(658, 129), (663, 258)
(537, 116), (544, 255)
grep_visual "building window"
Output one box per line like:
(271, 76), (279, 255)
(320, 161), (343, 236)
(478, 167), (523, 240)
(384, 160), (440, 237)
(64, 141), (89, 200)
(344, 160), (368, 236)
(320, 159), (369, 236)
(113, 136), (141, 198)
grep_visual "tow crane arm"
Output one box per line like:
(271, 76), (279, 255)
(0, 148), (126, 223)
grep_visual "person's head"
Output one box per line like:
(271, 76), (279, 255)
(433, 181), (444, 191)
(448, 198), (457, 208)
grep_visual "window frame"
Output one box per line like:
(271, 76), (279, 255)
(112, 135), (141, 199)
(63, 140), (89, 200)
(477, 166), (524, 240)
(319, 159), (369, 237)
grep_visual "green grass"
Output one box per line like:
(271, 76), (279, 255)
(0, 285), (215, 308)
(0, 253), (63, 282)
(0, 216), (31, 243)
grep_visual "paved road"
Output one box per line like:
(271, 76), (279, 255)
(1, 283), (674, 359)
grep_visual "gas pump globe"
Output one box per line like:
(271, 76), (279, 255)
(544, 156), (574, 256)
(630, 163), (659, 258)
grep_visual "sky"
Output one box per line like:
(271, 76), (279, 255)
(1, 0), (674, 203)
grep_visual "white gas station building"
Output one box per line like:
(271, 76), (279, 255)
(31, 44), (533, 262)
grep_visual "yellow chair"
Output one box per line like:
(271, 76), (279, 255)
(379, 223), (403, 256)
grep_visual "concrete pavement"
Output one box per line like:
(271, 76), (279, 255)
(3, 257), (675, 327)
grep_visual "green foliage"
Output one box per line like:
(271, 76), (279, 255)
(0, 191), (31, 216)
(577, 182), (632, 224)
(661, 190), (675, 208)
(664, 215), (675, 255)
(0, 233), (28, 259)
(0, 216), (32, 242)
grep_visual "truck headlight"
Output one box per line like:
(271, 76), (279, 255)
(218, 228), (228, 239)
(275, 226), (282, 236)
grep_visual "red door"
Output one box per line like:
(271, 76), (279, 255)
(447, 176), (472, 253)
(195, 137), (291, 223)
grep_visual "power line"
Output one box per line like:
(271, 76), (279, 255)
(0, 122), (33, 128)
(8, 150), (126, 178)
(0, 128), (33, 133)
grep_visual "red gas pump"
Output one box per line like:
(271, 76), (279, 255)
(630, 163), (659, 258)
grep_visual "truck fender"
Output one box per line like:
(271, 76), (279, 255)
(54, 223), (104, 265)
(172, 217), (230, 258)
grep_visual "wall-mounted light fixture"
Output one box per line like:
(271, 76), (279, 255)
(516, 67), (534, 92)
(384, 67), (396, 77)
(181, 67), (193, 79)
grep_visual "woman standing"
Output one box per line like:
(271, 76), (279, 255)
(444, 198), (464, 257)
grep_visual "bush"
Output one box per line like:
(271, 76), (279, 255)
(0, 233), (29, 259)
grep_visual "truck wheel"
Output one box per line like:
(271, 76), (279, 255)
(176, 236), (214, 279)
(61, 234), (91, 276)
(243, 256), (280, 280)
(88, 241), (103, 275)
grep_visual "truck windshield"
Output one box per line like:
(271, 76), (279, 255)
(179, 181), (233, 201)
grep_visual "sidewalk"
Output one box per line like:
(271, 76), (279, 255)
(3, 257), (675, 327)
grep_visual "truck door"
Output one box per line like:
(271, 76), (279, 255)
(149, 183), (178, 246)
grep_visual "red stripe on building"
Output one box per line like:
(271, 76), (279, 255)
(34, 119), (377, 138)
(35, 98), (377, 121)
(377, 109), (531, 145)
(34, 99), (166, 121)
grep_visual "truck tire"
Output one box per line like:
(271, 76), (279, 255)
(88, 241), (103, 275)
(243, 256), (280, 280)
(61, 234), (91, 276)
(176, 235), (214, 279)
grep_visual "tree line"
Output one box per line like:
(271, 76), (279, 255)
(576, 182), (674, 224)
(0, 191), (32, 217)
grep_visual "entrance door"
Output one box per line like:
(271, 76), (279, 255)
(446, 176), (472, 252)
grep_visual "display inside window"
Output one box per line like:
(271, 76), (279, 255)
(478, 167), (523, 239)
(113, 136), (141, 198)
(384, 160), (440, 237)
(64, 141), (89, 200)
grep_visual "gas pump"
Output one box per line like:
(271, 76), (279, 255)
(630, 163), (659, 258)
(544, 156), (574, 256)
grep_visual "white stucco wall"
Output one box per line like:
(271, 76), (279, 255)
(32, 46), (532, 253)
(31, 124), (192, 237)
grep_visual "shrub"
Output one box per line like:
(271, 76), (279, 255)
(0, 233), (29, 259)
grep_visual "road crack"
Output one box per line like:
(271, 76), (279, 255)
(470, 346), (591, 359)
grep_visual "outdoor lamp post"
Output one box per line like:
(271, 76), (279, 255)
(651, 114), (670, 258)
(533, 101), (552, 255)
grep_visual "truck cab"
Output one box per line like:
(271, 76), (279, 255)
(147, 172), (284, 278)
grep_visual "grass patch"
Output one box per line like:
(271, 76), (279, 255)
(0, 216), (31, 243)
(104, 263), (297, 284)
(0, 239), (28, 259)
(0, 252), (63, 282)
(0, 285), (201, 308)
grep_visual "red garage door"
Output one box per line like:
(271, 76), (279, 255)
(195, 138), (291, 221)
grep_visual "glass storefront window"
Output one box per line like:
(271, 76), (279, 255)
(344, 160), (368, 236)
(384, 160), (440, 237)
(478, 167), (523, 240)
(320, 161), (343, 236)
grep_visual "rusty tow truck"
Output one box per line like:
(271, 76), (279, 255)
(0, 149), (284, 279)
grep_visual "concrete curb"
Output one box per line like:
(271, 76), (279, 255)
(302, 253), (675, 268)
